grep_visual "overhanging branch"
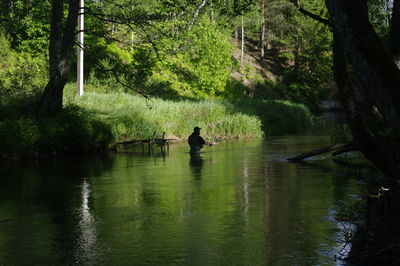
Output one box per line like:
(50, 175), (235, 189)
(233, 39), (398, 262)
(289, 0), (331, 27)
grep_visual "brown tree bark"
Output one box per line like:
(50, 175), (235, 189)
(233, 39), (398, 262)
(39, 0), (80, 115)
(326, 0), (400, 179)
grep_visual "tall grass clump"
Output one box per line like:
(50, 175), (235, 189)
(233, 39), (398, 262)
(0, 91), (318, 158)
(231, 99), (319, 135)
(69, 92), (263, 141)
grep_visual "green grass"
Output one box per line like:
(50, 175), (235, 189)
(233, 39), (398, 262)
(231, 99), (320, 135)
(68, 92), (264, 141)
(0, 89), (319, 156)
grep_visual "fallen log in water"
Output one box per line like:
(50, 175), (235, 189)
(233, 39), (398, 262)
(287, 141), (359, 161)
(331, 145), (360, 156)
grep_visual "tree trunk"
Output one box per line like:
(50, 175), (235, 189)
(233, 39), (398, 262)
(389, 0), (400, 65)
(190, 0), (207, 26)
(260, 0), (266, 59)
(326, 0), (400, 179)
(39, 0), (80, 115)
(210, 2), (214, 22)
(287, 141), (358, 161)
(241, 16), (244, 62)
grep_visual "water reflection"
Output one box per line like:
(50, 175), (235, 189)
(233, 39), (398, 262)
(0, 137), (365, 265)
(189, 153), (204, 180)
(75, 178), (98, 265)
(242, 156), (249, 217)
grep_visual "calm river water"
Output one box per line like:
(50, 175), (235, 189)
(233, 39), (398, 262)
(0, 136), (362, 265)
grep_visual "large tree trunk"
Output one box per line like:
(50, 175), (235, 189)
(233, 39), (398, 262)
(39, 0), (80, 115)
(326, 0), (400, 180)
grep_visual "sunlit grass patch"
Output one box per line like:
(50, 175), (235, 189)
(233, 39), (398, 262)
(69, 92), (264, 141)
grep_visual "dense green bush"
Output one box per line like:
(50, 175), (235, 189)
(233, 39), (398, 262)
(0, 103), (113, 155)
(0, 32), (47, 99)
(35, 106), (113, 153)
(0, 117), (40, 153)
(139, 17), (234, 98)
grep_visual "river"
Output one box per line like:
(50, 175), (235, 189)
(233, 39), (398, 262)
(0, 135), (363, 265)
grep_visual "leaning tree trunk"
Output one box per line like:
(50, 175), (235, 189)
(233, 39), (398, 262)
(326, 0), (400, 180)
(39, 0), (80, 115)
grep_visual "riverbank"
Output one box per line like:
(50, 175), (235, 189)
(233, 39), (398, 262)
(346, 179), (400, 265)
(0, 92), (318, 160)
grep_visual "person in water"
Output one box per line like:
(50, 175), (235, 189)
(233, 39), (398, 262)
(188, 126), (206, 153)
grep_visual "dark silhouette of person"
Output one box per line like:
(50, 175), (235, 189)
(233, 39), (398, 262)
(188, 126), (206, 154)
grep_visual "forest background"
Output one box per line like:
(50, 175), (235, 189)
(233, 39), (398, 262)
(0, 0), (391, 155)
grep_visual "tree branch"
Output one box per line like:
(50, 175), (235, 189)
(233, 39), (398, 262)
(190, 0), (208, 26)
(93, 60), (150, 100)
(289, 0), (331, 27)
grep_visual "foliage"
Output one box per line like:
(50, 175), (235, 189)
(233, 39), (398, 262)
(368, 0), (391, 40)
(150, 16), (234, 98)
(0, 84), (320, 156)
(35, 105), (113, 153)
(284, 9), (332, 107)
(231, 98), (319, 135)
(1, 0), (335, 108)
(0, 32), (47, 99)
(0, 117), (40, 153)
(330, 124), (352, 144)
(0, 0), (50, 54)
(0, 0), (331, 155)
(0, 98), (113, 155)
(260, 0), (333, 107)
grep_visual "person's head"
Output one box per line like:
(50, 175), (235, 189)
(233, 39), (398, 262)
(193, 126), (201, 134)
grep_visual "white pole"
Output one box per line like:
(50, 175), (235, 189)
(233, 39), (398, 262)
(241, 16), (244, 62)
(77, 0), (84, 96)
